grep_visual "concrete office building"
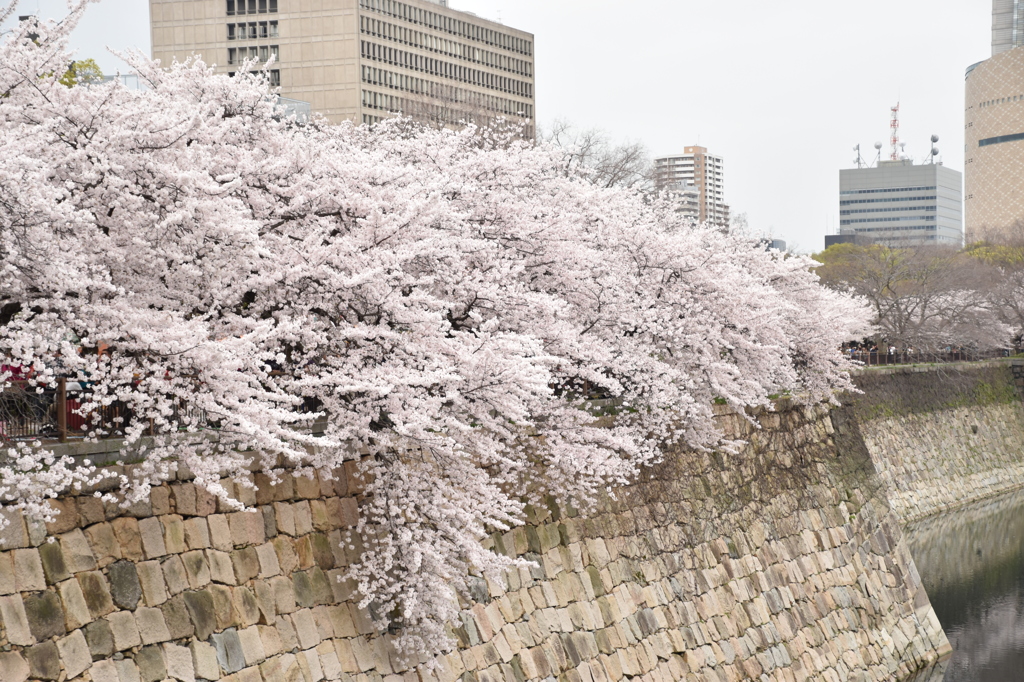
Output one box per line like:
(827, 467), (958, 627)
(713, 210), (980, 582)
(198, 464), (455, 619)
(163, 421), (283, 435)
(964, 5), (1024, 240)
(653, 147), (730, 229)
(838, 160), (963, 247)
(149, 0), (535, 133)
(993, 0), (1024, 55)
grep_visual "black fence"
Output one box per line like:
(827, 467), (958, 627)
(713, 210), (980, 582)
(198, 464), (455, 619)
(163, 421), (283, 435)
(848, 348), (1016, 367)
(0, 378), (136, 443)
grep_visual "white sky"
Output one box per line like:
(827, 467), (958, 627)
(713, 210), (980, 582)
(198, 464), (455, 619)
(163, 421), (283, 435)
(2, 0), (992, 252)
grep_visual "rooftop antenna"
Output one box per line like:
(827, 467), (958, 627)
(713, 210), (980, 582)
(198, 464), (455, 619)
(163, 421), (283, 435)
(923, 134), (940, 164)
(872, 141), (882, 166)
(889, 103), (901, 161)
(853, 144), (866, 168)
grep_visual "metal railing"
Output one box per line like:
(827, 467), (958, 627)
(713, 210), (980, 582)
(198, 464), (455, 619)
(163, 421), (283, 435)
(0, 378), (135, 443)
(848, 348), (1017, 367)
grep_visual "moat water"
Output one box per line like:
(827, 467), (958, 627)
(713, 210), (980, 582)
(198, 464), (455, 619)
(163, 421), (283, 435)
(904, 488), (1024, 681)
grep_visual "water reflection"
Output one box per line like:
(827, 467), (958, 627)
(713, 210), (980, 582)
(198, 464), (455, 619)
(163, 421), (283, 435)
(905, 488), (1024, 680)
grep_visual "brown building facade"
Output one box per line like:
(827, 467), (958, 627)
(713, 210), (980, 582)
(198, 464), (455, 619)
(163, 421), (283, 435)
(149, 0), (535, 133)
(653, 146), (730, 229)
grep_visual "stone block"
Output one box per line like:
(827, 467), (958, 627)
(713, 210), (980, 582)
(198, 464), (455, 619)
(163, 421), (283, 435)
(25, 641), (60, 681)
(233, 586), (262, 628)
(195, 486), (218, 517)
(107, 610), (142, 651)
(273, 535), (298, 575)
(230, 512), (252, 547)
(76, 570), (115, 617)
(271, 575), (297, 614)
(292, 608), (321, 649)
(138, 560), (169, 606)
(58, 577), (93, 629)
(312, 605), (334, 640)
(77, 497), (106, 526)
(115, 658), (143, 682)
(152, 487), (172, 516)
(308, 500), (331, 532)
(183, 518), (210, 550)
(84, 618), (115, 659)
(163, 555), (189, 595)
(137, 605), (172, 644)
(212, 628), (247, 674)
(57, 628), (92, 679)
(111, 517), (144, 562)
(191, 640), (221, 681)
(232, 546), (261, 584)
(293, 569), (315, 608)
(208, 514), (233, 552)
(182, 589), (218, 641)
(39, 541), (70, 584)
(139, 517), (168, 559)
(44, 499), (79, 535)
(261, 506), (278, 540)
(253, 580), (276, 625)
(162, 593), (196, 639)
(162, 515), (187, 555)
(299, 647), (325, 682)
(238, 625), (267, 665)
(0, 551), (15, 595)
(164, 642), (196, 682)
(319, 642), (342, 681)
(173, 483), (199, 516)
(255, 542), (281, 578)
(13, 548), (46, 591)
(0, 651), (29, 682)
(274, 502), (296, 536)
(136, 644), (168, 682)
(210, 583), (239, 630)
(209, 549), (237, 585)
(293, 502), (314, 536)
(182, 550), (212, 589)
(0, 507), (30, 549)
(90, 660), (119, 682)
(343, 460), (367, 496)
(259, 624), (284, 658)
(309, 567), (334, 605)
(337, 497), (360, 528)
(59, 528), (98, 573)
(108, 560), (143, 610)
(83, 522), (122, 567)
(275, 614), (299, 652)
(24, 589), (67, 640)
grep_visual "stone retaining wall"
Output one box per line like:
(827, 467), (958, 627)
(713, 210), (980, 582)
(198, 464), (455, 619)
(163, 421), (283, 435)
(851, 362), (1024, 524)
(0, 400), (950, 682)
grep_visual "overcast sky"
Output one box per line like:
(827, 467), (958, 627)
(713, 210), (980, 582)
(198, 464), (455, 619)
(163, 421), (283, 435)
(3, 0), (992, 252)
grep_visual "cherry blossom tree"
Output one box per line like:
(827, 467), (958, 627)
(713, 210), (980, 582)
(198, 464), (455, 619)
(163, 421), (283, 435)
(0, 0), (871, 660)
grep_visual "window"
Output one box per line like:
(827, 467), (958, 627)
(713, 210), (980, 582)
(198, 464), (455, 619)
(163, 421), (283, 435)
(247, 0), (256, 13)
(228, 47), (237, 64)
(259, 21), (268, 38)
(237, 22), (247, 38)
(227, 24), (236, 39)
(271, 45), (279, 60)
(259, 0), (267, 12)
(249, 46), (259, 59)
(227, 0), (236, 15)
(269, 0), (277, 11)
(269, 20), (279, 37)
(259, 45), (269, 61)
(269, 70), (280, 86)
(248, 22), (258, 39)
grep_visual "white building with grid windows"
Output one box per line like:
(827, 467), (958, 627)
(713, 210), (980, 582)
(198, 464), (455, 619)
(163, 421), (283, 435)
(653, 147), (729, 229)
(149, 0), (535, 134)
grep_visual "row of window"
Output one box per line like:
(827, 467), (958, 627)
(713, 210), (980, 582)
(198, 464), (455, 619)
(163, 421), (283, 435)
(841, 216), (938, 225)
(228, 21), (279, 40)
(840, 195), (936, 206)
(227, 0), (278, 15)
(840, 206), (937, 215)
(979, 131), (1024, 147)
(361, 81), (532, 119)
(358, 0), (532, 56)
(980, 94), (1024, 108)
(361, 41), (532, 99)
(228, 45), (279, 65)
(850, 226), (939, 233)
(227, 69), (280, 86)
(839, 186), (936, 195)
(360, 16), (532, 77)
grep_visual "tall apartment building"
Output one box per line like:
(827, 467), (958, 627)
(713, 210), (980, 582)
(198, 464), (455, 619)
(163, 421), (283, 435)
(993, 0), (1024, 55)
(964, 1), (1024, 240)
(149, 0), (535, 134)
(653, 147), (729, 229)
(838, 160), (963, 247)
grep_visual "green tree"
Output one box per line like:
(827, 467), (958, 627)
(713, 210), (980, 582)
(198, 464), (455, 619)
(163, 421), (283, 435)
(58, 58), (102, 87)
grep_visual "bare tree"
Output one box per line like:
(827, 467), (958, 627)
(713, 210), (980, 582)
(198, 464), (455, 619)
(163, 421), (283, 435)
(541, 119), (652, 189)
(814, 243), (1010, 351)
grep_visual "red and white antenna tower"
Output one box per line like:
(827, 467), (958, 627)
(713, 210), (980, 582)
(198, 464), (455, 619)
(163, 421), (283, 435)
(889, 102), (901, 161)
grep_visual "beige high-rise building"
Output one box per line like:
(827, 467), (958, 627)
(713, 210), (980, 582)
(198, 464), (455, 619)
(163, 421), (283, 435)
(653, 147), (730, 228)
(965, 6), (1024, 240)
(149, 0), (535, 134)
